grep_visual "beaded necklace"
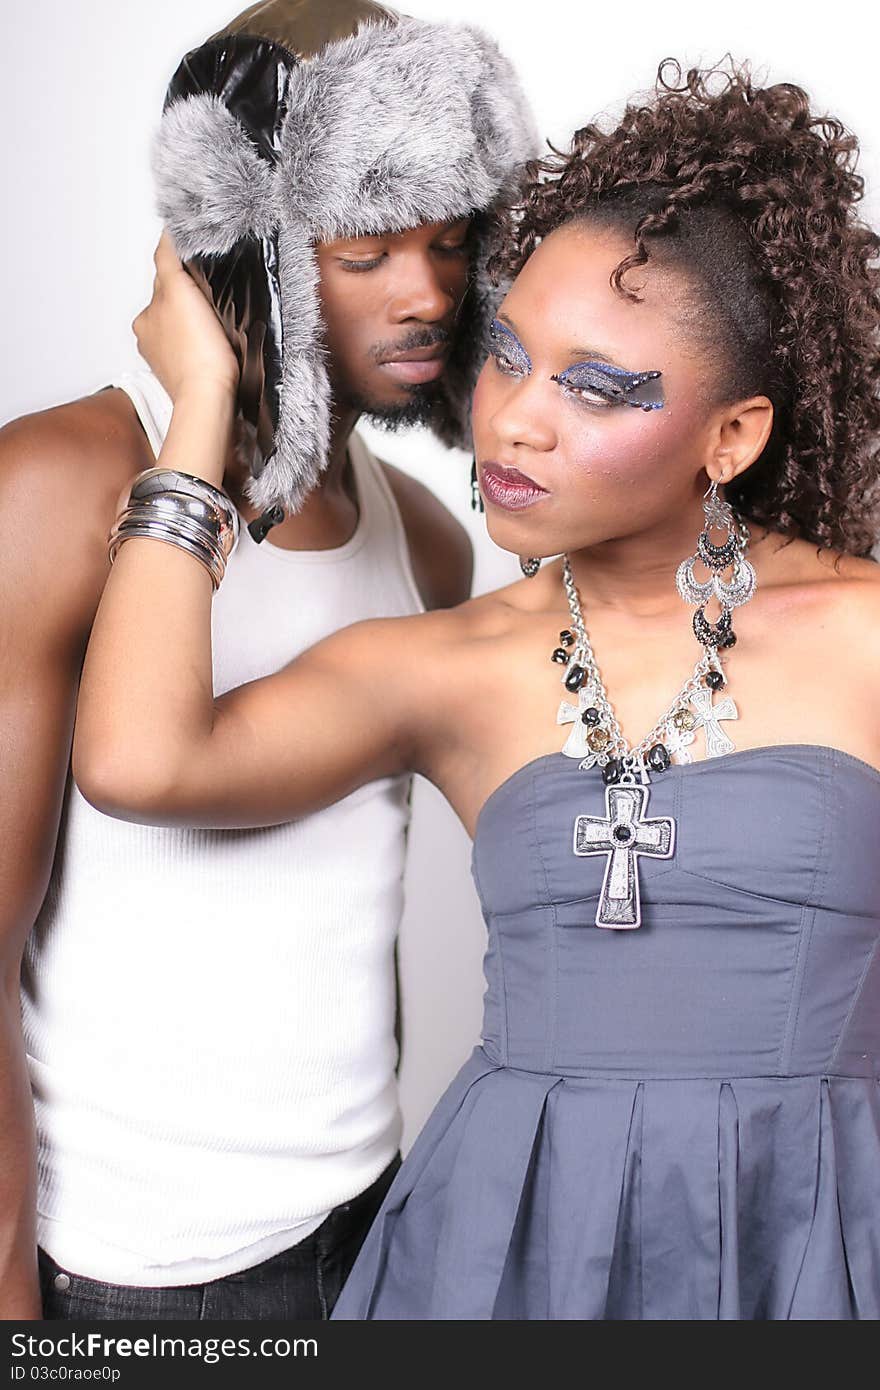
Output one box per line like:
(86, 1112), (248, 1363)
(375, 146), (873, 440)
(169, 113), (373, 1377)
(551, 512), (752, 927)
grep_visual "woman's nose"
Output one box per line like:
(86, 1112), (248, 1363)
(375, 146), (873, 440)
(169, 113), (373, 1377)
(488, 374), (558, 455)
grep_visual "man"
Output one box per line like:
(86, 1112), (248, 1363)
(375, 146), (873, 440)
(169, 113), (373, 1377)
(0, 0), (533, 1319)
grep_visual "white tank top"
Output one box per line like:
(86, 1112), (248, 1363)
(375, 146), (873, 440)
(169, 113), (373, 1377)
(21, 370), (425, 1286)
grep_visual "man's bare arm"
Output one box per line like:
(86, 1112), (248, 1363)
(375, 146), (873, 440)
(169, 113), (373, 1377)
(0, 400), (145, 1318)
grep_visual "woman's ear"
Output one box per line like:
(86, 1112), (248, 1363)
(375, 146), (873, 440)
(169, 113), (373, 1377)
(705, 395), (774, 485)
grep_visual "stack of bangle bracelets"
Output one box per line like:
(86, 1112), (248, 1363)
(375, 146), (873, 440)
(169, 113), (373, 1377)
(108, 468), (239, 590)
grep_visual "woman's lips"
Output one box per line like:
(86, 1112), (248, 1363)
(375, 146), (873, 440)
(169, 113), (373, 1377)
(479, 463), (549, 511)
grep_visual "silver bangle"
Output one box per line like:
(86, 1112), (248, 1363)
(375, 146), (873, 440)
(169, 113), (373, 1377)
(114, 496), (230, 558)
(119, 468), (239, 552)
(108, 468), (240, 590)
(109, 517), (227, 589)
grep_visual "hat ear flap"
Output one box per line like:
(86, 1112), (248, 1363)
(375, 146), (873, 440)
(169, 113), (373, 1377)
(152, 93), (277, 257)
(153, 88), (333, 515)
(244, 222), (332, 515)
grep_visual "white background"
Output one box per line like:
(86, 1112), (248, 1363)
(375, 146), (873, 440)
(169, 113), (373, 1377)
(2, 0), (877, 1147)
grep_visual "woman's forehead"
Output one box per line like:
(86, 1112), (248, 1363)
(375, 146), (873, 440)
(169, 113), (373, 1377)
(501, 224), (686, 364)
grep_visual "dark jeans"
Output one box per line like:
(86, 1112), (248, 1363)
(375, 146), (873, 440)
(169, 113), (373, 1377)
(39, 1155), (399, 1320)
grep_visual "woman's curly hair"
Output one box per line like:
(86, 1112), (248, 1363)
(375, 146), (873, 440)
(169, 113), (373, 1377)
(489, 60), (880, 556)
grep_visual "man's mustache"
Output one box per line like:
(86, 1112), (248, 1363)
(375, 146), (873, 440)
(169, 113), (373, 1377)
(371, 326), (452, 363)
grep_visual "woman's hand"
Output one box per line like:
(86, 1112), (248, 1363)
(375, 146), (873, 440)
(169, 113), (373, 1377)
(130, 231), (238, 489)
(132, 231), (239, 402)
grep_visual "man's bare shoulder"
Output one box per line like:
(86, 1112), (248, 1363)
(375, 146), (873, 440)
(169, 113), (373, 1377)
(0, 388), (150, 499)
(0, 388), (153, 638)
(376, 457), (474, 609)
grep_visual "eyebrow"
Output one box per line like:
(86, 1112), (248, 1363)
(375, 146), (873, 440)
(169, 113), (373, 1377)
(567, 348), (616, 366)
(496, 314), (621, 368)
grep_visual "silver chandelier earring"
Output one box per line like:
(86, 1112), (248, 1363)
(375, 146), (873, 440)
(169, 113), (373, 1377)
(675, 476), (756, 650)
(520, 557), (541, 578)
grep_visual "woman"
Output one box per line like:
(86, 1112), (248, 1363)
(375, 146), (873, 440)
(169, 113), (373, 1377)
(73, 63), (880, 1318)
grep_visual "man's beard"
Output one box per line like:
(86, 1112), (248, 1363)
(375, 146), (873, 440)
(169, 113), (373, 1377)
(355, 325), (450, 431)
(352, 380), (444, 433)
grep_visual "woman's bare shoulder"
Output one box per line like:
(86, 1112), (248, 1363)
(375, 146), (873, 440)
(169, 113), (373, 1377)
(335, 574), (551, 710)
(417, 570), (561, 662)
(753, 529), (880, 660)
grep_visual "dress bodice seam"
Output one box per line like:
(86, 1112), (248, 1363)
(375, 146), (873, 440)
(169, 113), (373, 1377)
(474, 743), (880, 854)
(532, 759), (559, 1073)
(670, 865), (829, 910)
(470, 1056), (876, 1083)
(829, 931), (880, 1073)
(778, 751), (834, 1074)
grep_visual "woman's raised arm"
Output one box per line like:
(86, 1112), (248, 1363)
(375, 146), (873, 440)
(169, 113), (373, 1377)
(72, 235), (427, 829)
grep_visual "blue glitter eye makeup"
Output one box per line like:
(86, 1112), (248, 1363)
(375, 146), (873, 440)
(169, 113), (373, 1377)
(488, 318), (532, 376)
(552, 362), (665, 411)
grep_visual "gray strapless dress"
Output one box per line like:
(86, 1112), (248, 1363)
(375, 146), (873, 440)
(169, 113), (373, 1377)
(333, 745), (880, 1320)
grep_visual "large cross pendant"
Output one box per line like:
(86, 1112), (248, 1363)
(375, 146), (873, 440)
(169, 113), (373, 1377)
(573, 784), (676, 929)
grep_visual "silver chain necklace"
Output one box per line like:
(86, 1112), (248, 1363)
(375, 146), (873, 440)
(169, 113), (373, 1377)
(561, 558), (722, 778)
(556, 556), (741, 786)
(553, 512), (752, 929)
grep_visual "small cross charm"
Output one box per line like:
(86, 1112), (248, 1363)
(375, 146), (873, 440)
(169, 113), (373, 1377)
(573, 784), (675, 928)
(664, 721), (697, 764)
(556, 685), (600, 760)
(689, 685), (739, 758)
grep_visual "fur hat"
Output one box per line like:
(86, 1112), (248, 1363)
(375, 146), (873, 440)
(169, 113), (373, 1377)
(152, 0), (537, 512)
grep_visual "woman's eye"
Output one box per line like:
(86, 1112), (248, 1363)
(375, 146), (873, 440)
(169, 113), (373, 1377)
(553, 364), (664, 411)
(490, 347), (525, 377)
(558, 381), (614, 407)
(488, 320), (531, 378)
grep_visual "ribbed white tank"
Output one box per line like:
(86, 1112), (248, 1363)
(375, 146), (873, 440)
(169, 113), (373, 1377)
(21, 371), (424, 1286)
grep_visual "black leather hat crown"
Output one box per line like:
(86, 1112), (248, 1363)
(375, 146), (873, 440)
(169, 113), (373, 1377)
(153, 0), (536, 512)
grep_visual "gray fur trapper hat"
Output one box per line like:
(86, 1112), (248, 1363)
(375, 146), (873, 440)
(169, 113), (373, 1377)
(152, 0), (537, 513)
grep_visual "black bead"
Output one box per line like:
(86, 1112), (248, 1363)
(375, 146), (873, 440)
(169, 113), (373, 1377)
(646, 742), (671, 773)
(559, 629), (575, 647)
(580, 706), (601, 726)
(551, 648), (569, 664)
(564, 664), (587, 692)
(705, 670), (724, 690)
(602, 758), (622, 785)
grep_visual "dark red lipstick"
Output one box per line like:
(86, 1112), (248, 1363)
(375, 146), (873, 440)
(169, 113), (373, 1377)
(479, 463), (549, 511)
